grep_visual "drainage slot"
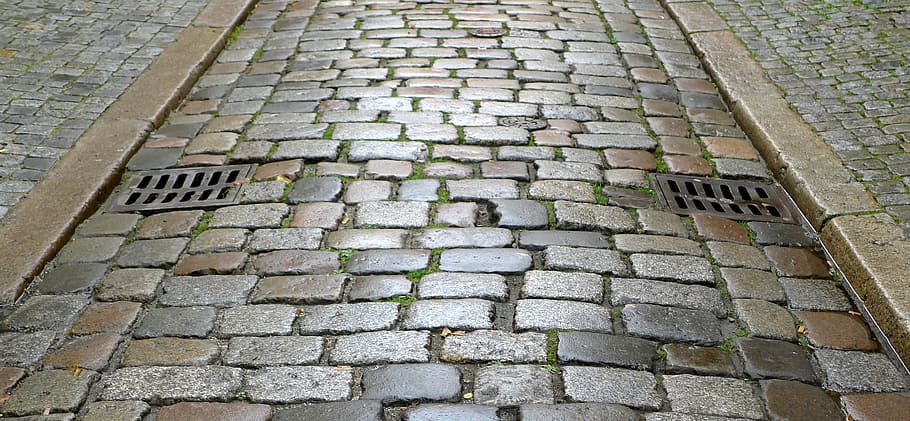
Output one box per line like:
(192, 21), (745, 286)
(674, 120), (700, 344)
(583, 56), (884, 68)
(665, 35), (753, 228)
(105, 164), (256, 213)
(653, 174), (797, 223)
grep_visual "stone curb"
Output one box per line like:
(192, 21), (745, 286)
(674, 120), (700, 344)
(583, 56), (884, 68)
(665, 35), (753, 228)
(662, 0), (910, 365)
(0, 0), (259, 303)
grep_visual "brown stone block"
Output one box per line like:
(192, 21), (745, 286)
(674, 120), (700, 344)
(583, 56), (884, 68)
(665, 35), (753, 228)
(842, 392), (910, 421)
(254, 160), (303, 181)
(604, 149), (657, 171)
(173, 252), (248, 276)
(693, 214), (750, 245)
(122, 337), (220, 367)
(136, 210), (204, 239)
(157, 402), (271, 421)
(663, 155), (712, 176)
(761, 379), (841, 421)
(43, 333), (122, 370)
(796, 311), (877, 351)
(178, 154), (226, 167)
(0, 367), (26, 393)
(704, 137), (760, 160)
(70, 301), (142, 335)
(764, 246), (829, 278)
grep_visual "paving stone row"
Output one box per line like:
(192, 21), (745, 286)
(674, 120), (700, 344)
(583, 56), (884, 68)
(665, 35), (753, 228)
(707, 0), (910, 228)
(0, 0), (210, 220)
(2, 0), (909, 419)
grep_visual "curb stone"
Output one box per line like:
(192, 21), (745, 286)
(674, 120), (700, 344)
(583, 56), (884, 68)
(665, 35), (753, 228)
(662, 0), (910, 366)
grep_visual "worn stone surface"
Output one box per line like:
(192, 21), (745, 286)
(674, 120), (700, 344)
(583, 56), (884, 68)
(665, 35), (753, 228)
(515, 299), (612, 333)
(418, 272), (508, 301)
(762, 380), (842, 421)
(406, 404), (499, 421)
(244, 366), (353, 403)
(156, 402), (271, 421)
(1, 369), (99, 416)
(662, 374), (765, 419)
(441, 330), (547, 363)
(101, 366), (243, 403)
(272, 401), (382, 421)
(0, 331), (56, 366)
(662, 344), (737, 377)
(841, 393), (910, 421)
(735, 337), (816, 383)
(814, 349), (909, 393)
(622, 304), (722, 345)
(558, 332), (657, 370)
(474, 365), (555, 406)
(297, 303), (400, 334)
(121, 337), (220, 367)
(361, 364), (461, 403)
(223, 336), (324, 367)
(329, 331), (430, 365)
(520, 403), (639, 421)
(562, 366), (662, 410)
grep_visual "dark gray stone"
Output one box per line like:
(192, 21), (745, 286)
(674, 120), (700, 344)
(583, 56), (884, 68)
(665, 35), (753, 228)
(518, 230), (611, 250)
(491, 199), (549, 229)
(361, 364), (461, 403)
(558, 332), (657, 369)
(747, 222), (814, 246)
(133, 306), (216, 338)
(288, 177), (343, 203)
(735, 337), (816, 383)
(621, 304), (722, 345)
(1, 295), (88, 332)
(630, 254), (715, 284)
(611, 278), (726, 317)
(126, 148), (182, 170)
(115, 238), (189, 268)
(273, 401), (383, 421)
(36, 263), (108, 294)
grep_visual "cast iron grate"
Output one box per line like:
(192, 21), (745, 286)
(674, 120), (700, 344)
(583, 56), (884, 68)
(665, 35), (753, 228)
(653, 174), (797, 223)
(105, 164), (256, 213)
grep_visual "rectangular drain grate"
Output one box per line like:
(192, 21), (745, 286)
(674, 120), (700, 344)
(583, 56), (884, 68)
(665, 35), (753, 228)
(653, 174), (797, 223)
(105, 164), (256, 213)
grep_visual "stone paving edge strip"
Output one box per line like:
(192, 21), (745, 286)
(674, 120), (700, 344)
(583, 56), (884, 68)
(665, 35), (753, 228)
(0, 0), (258, 304)
(663, 0), (910, 366)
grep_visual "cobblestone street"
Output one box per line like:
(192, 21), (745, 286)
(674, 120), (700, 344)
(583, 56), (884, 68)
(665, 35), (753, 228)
(1, 0), (909, 419)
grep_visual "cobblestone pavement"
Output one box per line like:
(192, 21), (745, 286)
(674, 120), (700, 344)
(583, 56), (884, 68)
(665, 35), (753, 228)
(708, 0), (910, 226)
(2, 0), (909, 419)
(0, 0), (208, 220)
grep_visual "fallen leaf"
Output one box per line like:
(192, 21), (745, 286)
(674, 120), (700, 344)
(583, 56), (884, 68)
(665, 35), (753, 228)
(275, 175), (292, 184)
(341, 216), (350, 224)
(848, 311), (861, 316)
(296, 308), (305, 316)
(65, 364), (83, 377)
(43, 407), (51, 415)
(797, 325), (807, 334)
(463, 392), (473, 399)
(434, 327), (453, 337)
(450, 330), (466, 336)
(334, 365), (352, 370)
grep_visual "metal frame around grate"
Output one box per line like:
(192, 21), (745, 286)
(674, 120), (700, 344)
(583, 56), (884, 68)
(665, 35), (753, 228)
(105, 164), (256, 213)
(653, 174), (797, 223)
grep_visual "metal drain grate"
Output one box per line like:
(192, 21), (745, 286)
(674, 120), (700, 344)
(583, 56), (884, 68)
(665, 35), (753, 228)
(653, 174), (797, 223)
(105, 164), (256, 213)
(500, 117), (548, 130)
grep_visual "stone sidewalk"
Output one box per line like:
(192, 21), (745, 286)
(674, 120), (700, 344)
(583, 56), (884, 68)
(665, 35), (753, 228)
(1, 0), (909, 419)
(0, 0), (211, 220)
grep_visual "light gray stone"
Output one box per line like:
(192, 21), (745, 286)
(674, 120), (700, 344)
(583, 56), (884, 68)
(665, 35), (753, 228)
(611, 278), (726, 317)
(159, 275), (258, 307)
(329, 331), (430, 365)
(417, 272), (508, 301)
(474, 365), (555, 406)
(662, 374), (765, 419)
(244, 366), (353, 403)
(554, 201), (635, 232)
(214, 305), (298, 337)
(522, 270), (604, 303)
(297, 302), (400, 334)
(630, 254), (715, 284)
(814, 349), (910, 393)
(441, 330), (547, 363)
(514, 299), (612, 332)
(101, 366), (243, 403)
(402, 299), (494, 330)
(562, 366), (662, 410)
(543, 246), (629, 275)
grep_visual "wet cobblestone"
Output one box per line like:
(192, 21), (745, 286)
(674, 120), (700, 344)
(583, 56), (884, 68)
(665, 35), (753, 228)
(2, 0), (908, 418)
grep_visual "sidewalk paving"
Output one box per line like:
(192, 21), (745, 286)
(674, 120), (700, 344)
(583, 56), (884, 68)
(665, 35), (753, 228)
(1, 0), (910, 419)
(0, 0), (210, 219)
